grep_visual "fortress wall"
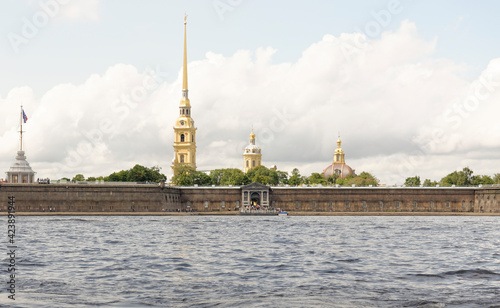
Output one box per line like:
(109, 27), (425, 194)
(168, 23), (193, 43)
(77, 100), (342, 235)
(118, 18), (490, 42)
(179, 187), (241, 211)
(270, 188), (476, 212)
(2, 184), (499, 213)
(475, 187), (500, 213)
(0, 184), (181, 212)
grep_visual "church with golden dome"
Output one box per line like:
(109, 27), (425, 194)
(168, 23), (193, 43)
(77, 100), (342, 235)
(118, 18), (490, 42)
(322, 136), (356, 178)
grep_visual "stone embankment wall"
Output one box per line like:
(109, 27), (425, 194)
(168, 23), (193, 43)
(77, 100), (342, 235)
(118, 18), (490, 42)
(271, 187), (476, 212)
(1, 184), (499, 213)
(475, 187), (500, 213)
(0, 184), (180, 212)
(179, 187), (241, 211)
(179, 187), (478, 213)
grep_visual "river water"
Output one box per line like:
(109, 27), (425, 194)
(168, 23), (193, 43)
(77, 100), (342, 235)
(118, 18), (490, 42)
(2, 215), (500, 307)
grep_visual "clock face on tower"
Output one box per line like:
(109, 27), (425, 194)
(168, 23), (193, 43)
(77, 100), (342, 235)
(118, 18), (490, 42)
(180, 120), (185, 126)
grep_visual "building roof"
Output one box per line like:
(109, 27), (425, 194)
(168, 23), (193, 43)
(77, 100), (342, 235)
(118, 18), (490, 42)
(7, 150), (35, 174)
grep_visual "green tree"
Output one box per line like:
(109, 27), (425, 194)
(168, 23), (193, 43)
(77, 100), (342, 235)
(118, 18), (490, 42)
(423, 179), (438, 187)
(221, 169), (240, 185)
(326, 174), (339, 185)
(172, 165), (196, 186)
(105, 170), (128, 182)
(345, 172), (378, 187)
(405, 176), (421, 187)
(471, 175), (494, 185)
(234, 173), (251, 186)
(288, 168), (302, 186)
(246, 166), (275, 185)
(127, 164), (148, 182)
(72, 174), (85, 181)
(252, 174), (268, 184)
(210, 169), (225, 185)
(308, 173), (326, 185)
(193, 171), (211, 186)
(276, 171), (288, 185)
(440, 167), (474, 186)
(87, 176), (97, 182)
(494, 173), (500, 184)
(172, 165), (210, 186)
(104, 165), (166, 183)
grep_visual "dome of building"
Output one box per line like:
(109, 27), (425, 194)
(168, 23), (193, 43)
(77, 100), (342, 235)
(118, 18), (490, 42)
(322, 162), (355, 178)
(244, 144), (261, 154)
(243, 130), (261, 154)
(322, 135), (355, 179)
(243, 130), (262, 172)
(6, 150), (36, 183)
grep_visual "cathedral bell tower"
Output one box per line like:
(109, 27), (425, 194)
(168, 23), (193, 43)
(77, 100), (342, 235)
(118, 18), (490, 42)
(172, 15), (197, 175)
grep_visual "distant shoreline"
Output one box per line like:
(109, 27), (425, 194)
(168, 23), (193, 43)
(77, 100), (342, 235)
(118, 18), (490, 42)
(5, 211), (500, 216)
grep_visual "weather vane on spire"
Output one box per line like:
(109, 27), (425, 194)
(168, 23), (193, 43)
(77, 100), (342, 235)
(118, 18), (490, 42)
(184, 13), (188, 23)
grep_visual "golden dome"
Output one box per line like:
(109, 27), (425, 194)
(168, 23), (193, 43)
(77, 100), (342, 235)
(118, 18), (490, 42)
(322, 163), (355, 178)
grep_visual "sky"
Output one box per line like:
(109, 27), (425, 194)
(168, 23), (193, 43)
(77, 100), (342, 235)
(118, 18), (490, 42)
(1, 0), (500, 185)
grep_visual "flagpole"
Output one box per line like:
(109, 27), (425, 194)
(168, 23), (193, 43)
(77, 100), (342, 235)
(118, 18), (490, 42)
(20, 105), (23, 151)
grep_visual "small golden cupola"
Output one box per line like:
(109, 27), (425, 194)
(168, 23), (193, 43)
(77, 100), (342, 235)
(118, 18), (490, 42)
(333, 136), (345, 163)
(322, 135), (355, 179)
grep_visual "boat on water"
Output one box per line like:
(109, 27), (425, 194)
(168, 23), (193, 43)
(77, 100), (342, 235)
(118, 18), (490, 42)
(239, 206), (288, 216)
(240, 209), (277, 215)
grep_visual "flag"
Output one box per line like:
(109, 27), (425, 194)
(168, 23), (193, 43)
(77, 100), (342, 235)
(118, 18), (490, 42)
(22, 109), (28, 123)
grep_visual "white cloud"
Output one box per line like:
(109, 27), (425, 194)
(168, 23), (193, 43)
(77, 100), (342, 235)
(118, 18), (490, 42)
(34, 0), (101, 22)
(1, 20), (499, 183)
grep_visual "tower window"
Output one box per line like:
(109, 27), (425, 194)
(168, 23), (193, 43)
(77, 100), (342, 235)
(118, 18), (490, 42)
(180, 154), (185, 163)
(180, 134), (185, 142)
(192, 135), (194, 142)
(187, 109), (189, 115)
(252, 160), (255, 167)
(246, 161), (249, 167)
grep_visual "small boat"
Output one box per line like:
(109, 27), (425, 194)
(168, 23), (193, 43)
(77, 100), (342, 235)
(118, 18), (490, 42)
(240, 209), (277, 216)
(277, 211), (288, 216)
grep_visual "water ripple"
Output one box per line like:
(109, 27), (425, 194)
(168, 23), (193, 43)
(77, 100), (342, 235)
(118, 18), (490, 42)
(2, 215), (500, 307)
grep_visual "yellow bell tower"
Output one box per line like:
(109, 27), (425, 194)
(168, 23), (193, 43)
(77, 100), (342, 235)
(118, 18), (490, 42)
(172, 15), (197, 175)
(243, 130), (262, 173)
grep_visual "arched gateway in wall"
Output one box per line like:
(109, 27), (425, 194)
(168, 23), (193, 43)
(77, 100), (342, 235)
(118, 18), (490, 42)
(241, 182), (270, 209)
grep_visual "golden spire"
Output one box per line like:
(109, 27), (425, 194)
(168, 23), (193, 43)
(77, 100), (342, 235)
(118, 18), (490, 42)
(180, 14), (190, 107)
(182, 14), (188, 91)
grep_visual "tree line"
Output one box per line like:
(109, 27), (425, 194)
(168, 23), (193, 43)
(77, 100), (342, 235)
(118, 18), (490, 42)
(171, 165), (379, 187)
(66, 164), (167, 183)
(405, 167), (500, 187)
